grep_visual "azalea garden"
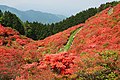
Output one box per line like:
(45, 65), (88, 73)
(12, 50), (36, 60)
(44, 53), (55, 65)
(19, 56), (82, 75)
(0, 3), (120, 80)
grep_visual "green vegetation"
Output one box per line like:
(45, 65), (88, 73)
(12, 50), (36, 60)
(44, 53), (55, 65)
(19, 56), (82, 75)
(108, 8), (114, 15)
(64, 27), (82, 51)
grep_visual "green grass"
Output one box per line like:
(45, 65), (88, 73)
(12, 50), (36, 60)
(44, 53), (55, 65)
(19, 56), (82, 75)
(64, 27), (82, 51)
(108, 8), (113, 15)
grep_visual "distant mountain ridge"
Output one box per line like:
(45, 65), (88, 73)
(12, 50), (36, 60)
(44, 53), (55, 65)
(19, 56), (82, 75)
(0, 5), (66, 23)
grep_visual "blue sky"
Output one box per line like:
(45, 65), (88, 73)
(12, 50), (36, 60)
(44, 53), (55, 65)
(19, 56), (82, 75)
(0, 0), (119, 16)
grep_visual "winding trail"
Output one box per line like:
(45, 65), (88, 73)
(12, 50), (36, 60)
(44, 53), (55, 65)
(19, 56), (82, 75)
(59, 26), (83, 52)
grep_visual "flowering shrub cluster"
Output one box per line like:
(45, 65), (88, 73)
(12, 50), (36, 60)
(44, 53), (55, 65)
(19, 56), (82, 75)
(70, 4), (120, 54)
(15, 52), (79, 80)
(0, 47), (24, 80)
(38, 52), (79, 75)
(75, 50), (120, 80)
(0, 24), (33, 79)
(0, 4), (120, 80)
(0, 24), (32, 47)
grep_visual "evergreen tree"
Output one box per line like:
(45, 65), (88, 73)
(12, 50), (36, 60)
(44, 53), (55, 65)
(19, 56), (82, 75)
(1, 11), (25, 35)
(0, 10), (3, 23)
(0, 10), (3, 17)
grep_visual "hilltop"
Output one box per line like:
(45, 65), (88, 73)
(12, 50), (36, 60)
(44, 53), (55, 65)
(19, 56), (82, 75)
(0, 3), (120, 80)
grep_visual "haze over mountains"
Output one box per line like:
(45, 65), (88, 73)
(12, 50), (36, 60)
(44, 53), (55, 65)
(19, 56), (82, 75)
(0, 5), (66, 23)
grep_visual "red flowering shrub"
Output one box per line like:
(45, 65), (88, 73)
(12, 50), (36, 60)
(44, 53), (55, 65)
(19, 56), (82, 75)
(15, 63), (54, 80)
(0, 47), (24, 80)
(38, 52), (79, 75)
(0, 24), (5, 35)
(22, 49), (42, 63)
(16, 38), (31, 46)
(70, 4), (120, 54)
(15, 52), (80, 80)
(0, 24), (33, 47)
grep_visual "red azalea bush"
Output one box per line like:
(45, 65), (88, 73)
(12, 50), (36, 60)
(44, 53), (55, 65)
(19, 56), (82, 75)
(0, 47), (24, 80)
(15, 62), (54, 80)
(0, 24), (5, 35)
(15, 52), (80, 80)
(38, 52), (79, 75)
(0, 24), (33, 47)
(16, 38), (31, 46)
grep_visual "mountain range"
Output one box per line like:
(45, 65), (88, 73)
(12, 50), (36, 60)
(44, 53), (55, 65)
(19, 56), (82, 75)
(0, 5), (66, 23)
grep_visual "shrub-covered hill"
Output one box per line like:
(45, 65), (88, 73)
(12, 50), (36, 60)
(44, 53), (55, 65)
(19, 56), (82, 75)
(0, 4), (120, 80)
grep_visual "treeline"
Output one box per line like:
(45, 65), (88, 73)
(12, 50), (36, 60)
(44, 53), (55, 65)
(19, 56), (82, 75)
(0, 1), (119, 40)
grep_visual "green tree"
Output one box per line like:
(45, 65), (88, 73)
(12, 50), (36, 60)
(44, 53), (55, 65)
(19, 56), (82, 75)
(0, 10), (3, 17)
(0, 10), (3, 23)
(1, 11), (25, 35)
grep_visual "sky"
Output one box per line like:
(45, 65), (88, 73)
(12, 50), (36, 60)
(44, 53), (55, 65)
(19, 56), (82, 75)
(0, 0), (119, 16)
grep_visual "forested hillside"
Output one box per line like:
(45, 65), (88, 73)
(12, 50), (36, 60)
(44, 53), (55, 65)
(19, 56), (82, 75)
(0, 1), (119, 40)
(0, 3), (120, 80)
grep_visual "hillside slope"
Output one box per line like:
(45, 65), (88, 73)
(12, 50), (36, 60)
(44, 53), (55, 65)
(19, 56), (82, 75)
(0, 4), (120, 80)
